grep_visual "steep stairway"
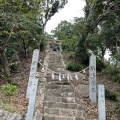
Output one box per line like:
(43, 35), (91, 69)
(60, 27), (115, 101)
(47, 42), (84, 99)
(34, 51), (86, 120)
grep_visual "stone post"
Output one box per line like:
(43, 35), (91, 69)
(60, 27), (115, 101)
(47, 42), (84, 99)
(98, 84), (106, 120)
(26, 49), (39, 99)
(89, 54), (96, 102)
(26, 79), (38, 120)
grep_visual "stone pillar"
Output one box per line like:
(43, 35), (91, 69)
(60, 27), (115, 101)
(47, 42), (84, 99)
(89, 54), (96, 102)
(98, 84), (106, 120)
(26, 49), (39, 99)
(26, 79), (38, 120)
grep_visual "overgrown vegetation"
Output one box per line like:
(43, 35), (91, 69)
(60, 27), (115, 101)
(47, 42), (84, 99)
(0, 0), (68, 81)
(66, 60), (83, 72)
(101, 65), (120, 83)
(2, 84), (18, 102)
(105, 89), (118, 101)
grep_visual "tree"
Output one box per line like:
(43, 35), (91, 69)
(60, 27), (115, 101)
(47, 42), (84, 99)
(0, 0), (42, 77)
(75, 0), (120, 63)
(0, 0), (68, 78)
(36, 0), (68, 48)
(51, 20), (75, 51)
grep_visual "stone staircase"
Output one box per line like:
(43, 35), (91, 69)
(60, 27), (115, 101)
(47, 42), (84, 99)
(33, 51), (86, 120)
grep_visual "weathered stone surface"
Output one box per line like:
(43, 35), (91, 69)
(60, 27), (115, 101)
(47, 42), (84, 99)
(0, 109), (23, 120)
(62, 97), (75, 103)
(59, 109), (77, 117)
(44, 96), (62, 102)
(44, 102), (79, 109)
(75, 84), (89, 97)
(44, 108), (59, 115)
(43, 114), (74, 120)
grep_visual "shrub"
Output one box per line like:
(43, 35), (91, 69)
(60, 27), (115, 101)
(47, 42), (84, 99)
(105, 89), (118, 101)
(2, 84), (18, 102)
(101, 65), (120, 83)
(66, 60), (83, 72)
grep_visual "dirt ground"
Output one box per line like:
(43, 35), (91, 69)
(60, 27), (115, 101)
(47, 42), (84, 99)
(0, 51), (46, 116)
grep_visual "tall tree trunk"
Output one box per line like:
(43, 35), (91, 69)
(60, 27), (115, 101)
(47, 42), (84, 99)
(75, 31), (89, 63)
(1, 51), (10, 77)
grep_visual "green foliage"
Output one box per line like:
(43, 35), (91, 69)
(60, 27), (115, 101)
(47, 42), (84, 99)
(66, 60), (83, 72)
(105, 89), (118, 101)
(101, 65), (120, 83)
(39, 0), (68, 27)
(52, 19), (84, 52)
(109, 53), (120, 66)
(96, 57), (106, 71)
(2, 84), (18, 97)
(74, 0), (120, 62)
(0, 0), (67, 78)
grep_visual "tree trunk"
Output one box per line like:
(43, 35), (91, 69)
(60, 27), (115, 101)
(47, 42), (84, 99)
(1, 51), (10, 77)
(75, 31), (89, 63)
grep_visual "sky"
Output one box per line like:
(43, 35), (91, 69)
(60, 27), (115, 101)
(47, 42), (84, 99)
(45, 0), (86, 34)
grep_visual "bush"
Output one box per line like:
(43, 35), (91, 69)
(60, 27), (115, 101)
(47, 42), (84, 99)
(66, 60), (83, 72)
(105, 89), (118, 101)
(2, 84), (18, 102)
(101, 65), (120, 83)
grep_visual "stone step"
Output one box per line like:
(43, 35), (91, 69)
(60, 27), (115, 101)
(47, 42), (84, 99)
(43, 101), (79, 109)
(44, 80), (71, 86)
(45, 87), (73, 94)
(44, 108), (78, 117)
(43, 109), (85, 120)
(45, 91), (75, 97)
(43, 114), (74, 120)
(44, 96), (75, 103)
(46, 75), (70, 82)
(49, 59), (62, 62)
(44, 83), (71, 89)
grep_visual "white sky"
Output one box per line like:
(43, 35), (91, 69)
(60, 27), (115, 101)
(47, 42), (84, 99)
(45, 0), (85, 33)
